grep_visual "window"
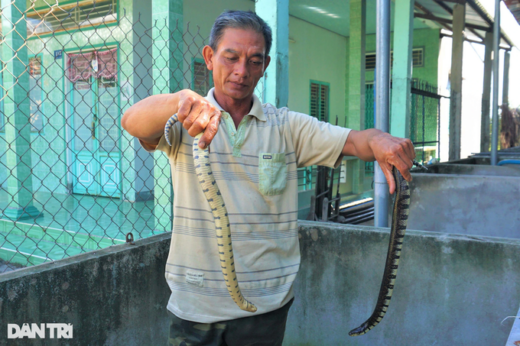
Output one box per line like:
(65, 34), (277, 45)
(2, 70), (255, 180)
(365, 48), (425, 70)
(412, 48), (424, 67)
(192, 58), (213, 96)
(26, 0), (117, 36)
(310, 81), (329, 122)
(365, 53), (377, 71)
(29, 56), (44, 133)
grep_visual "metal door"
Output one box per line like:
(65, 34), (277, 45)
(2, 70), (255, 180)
(70, 74), (120, 197)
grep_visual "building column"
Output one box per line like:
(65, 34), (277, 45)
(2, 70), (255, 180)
(151, 0), (183, 230)
(132, 0), (155, 202)
(1, 0), (41, 220)
(152, 0), (184, 231)
(502, 49), (510, 106)
(449, 3), (465, 161)
(480, 32), (493, 153)
(119, 0), (154, 203)
(348, 0), (366, 193)
(390, 0), (414, 139)
(153, 0), (183, 94)
(256, 0), (289, 108)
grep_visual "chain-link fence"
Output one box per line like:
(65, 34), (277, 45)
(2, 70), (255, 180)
(0, 1), (273, 273)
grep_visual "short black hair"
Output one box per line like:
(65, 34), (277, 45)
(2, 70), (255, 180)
(209, 10), (273, 56)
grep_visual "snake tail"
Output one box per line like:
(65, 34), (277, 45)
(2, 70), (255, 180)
(164, 115), (256, 313)
(349, 167), (410, 336)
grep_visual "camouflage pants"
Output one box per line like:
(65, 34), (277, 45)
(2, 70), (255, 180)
(167, 299), (293, 346)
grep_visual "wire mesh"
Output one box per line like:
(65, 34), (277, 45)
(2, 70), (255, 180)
(410, 80), (441, 164)
(364, 80), (443, 173)
(0, 1), (268, 273)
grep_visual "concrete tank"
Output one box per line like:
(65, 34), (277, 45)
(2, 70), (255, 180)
(405, 160), (520, 238)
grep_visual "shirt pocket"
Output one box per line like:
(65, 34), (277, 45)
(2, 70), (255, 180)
(258, 153), (287, 196)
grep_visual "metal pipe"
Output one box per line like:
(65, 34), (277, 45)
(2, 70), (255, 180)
(490, 0), (500, 166)
(374, 0), (391, 228)
(497, 160), (520, 166)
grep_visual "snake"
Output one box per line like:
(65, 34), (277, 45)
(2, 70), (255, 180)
(164, 114), (257, 313)
(165, 112), (417, 323)
(348, 166), (411, 336)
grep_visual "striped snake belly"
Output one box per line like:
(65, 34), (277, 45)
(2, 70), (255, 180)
(165, 115), (256, 313)
(349, 166), (410, 336)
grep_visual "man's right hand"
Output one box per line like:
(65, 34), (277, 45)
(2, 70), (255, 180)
(176, 90), (221, 149)
(121, 89), (221, 150)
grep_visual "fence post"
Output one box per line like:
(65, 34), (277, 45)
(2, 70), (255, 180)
(1, 0), (41, 220)
(480, 32), (493, 153)
(448, 3), (465, 161)
(502, 49), (510, 107)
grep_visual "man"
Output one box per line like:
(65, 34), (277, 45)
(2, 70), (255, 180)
(122, 10), (415, 346)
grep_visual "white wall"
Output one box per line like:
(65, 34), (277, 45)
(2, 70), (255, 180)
(509, 48), (520, 110)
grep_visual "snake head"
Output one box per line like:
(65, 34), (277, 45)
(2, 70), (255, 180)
(412, 160), (428, 171)
(349, 322), (369, 337)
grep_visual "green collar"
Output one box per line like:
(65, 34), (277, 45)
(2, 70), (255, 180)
(205, 88), (266, 122)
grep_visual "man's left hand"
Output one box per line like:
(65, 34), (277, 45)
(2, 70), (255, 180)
(369, 132), (415, 194)
(342, 129), (416, 194)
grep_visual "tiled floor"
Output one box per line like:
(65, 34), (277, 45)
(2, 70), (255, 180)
(0, 190), (171, 268)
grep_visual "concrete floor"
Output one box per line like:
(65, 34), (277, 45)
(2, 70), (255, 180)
(0, 191), (169, 267)
(0, 259), (22, 274)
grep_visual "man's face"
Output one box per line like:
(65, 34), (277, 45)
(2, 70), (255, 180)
(203, 28), (270, 101)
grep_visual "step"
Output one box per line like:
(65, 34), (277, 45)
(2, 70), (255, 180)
(0, 222), (168, 267)
(0, 232), (84, 266)
(0, 219), (126, 251)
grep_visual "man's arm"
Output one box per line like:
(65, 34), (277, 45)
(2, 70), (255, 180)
(342, 129), (416, 194)
(121, 89), (221, 150)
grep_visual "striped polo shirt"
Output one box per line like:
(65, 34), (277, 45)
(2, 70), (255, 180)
(141, 88), (350, 323)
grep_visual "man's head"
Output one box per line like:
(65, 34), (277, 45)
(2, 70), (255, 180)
(203, 11), (272, 103)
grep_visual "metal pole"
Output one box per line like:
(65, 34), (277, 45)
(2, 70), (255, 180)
(422, 95), (426, 162)
(437, 98), (441, 161)
(374, 0), (391, 227)
(490, 0), (500, 165)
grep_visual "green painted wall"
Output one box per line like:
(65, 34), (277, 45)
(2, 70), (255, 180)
(287, 16), (347, 126)
(182, 0), (253, 90)
(364, 28), (440, 86)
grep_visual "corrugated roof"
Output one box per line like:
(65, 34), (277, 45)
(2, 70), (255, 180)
(505, 0), (520, 23)
(414, 0), (515, 48)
